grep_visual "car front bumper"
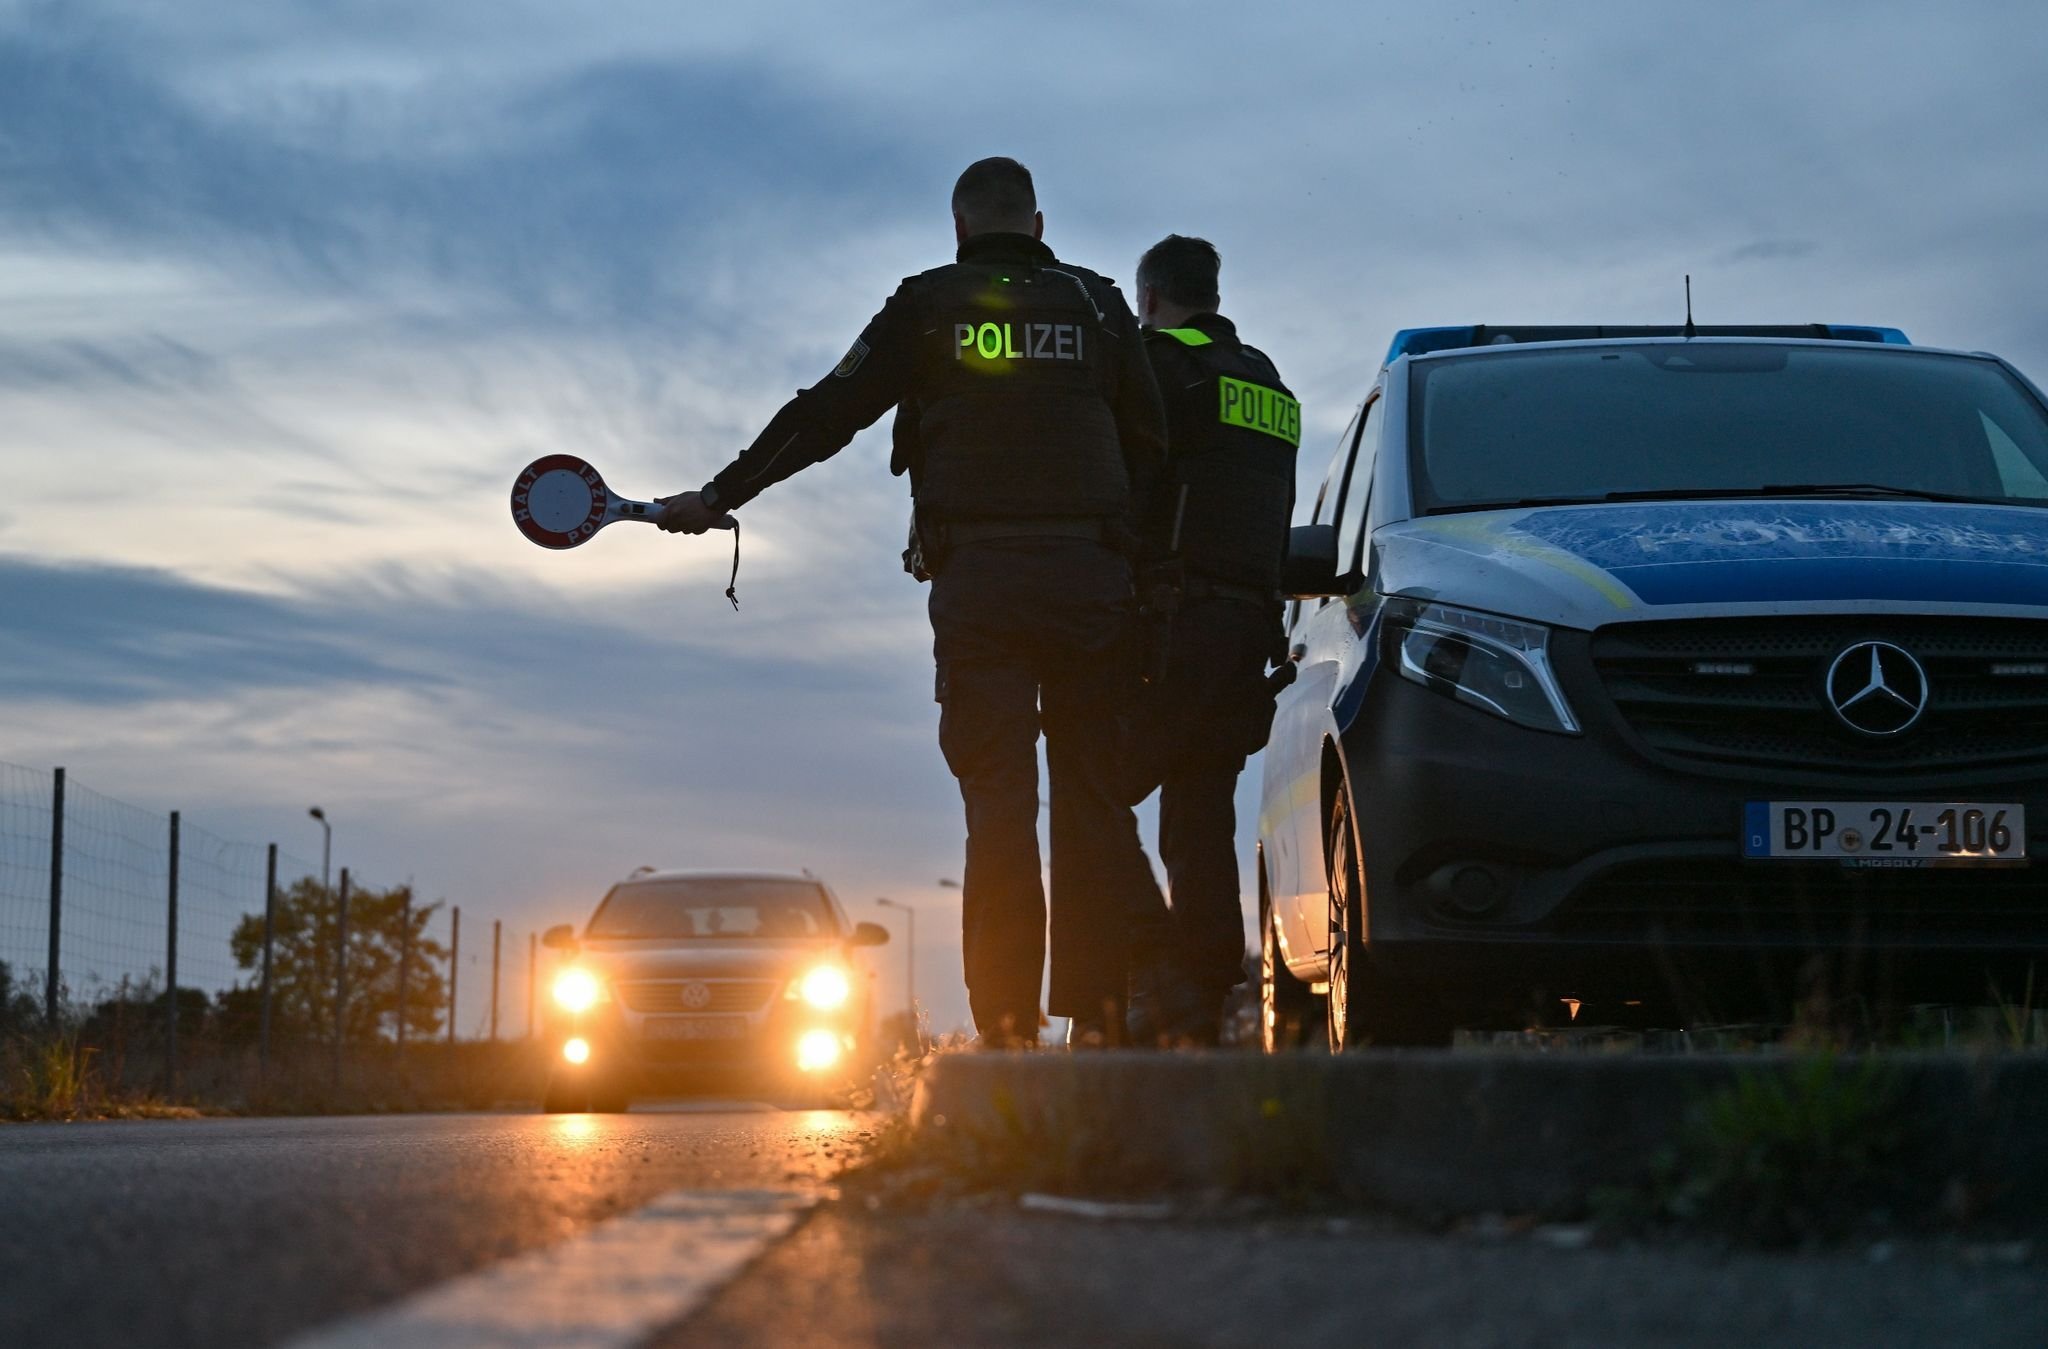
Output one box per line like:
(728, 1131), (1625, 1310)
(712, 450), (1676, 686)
(547, 990), (861, 1086)
(1343, 662), (2048, 1011)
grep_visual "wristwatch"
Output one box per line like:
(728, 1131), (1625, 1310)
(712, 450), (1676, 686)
(699, 482), (723, 513)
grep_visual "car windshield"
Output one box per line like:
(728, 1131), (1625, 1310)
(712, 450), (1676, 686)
(585, 877), (839, 940)
(1411, 343), (2048, 513)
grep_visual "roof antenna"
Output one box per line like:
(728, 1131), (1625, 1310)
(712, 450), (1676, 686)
(1683, 274), (1697, 339)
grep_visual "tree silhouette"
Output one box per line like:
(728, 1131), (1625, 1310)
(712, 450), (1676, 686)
(229, 879), (450, 1044)
(0, 960), (37, 1034)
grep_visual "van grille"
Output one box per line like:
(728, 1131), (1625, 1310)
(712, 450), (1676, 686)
(1592, 617), (2048, 773)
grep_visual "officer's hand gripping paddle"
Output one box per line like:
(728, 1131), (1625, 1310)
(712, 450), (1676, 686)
(510, 454), (741, 608)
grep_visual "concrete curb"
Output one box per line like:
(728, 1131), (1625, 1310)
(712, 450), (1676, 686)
(911, 1052), (2048, 1221)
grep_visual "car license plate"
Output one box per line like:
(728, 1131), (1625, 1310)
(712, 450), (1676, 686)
(644, 1016), (747, 1041)
(1744, 801), (2026, 864)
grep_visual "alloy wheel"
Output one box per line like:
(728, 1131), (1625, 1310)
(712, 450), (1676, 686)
(1326, 792), (1358, 1050)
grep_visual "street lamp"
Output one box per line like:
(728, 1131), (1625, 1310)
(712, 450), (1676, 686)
(930, 880), (961, 1020)
(875, 897), (917, 1019)
(308, 807), (331, 892)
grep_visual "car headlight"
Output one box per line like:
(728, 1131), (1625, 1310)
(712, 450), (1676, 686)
(1388, 600), (1580, 734)
(553, 967), (605, 1014)
(795, 1029), (845, 1073)
(793, 965), (851, 1011)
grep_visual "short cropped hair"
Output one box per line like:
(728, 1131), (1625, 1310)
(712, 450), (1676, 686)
(1136, 234), (1222, 311)
(952, 158), (1037, 233)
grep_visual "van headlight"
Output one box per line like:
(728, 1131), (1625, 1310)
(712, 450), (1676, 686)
(793, 965), (851, 1011)
(1388, 600), (1580, 734)
(553, 968), (605, 1014)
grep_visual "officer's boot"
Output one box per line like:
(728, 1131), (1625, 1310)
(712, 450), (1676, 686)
(1170, 987), (1227, 1048)
(968, 1007), (1043, 1051)
(1064, 993), (1126, 1049)
(1125, 952), (1217, 1047)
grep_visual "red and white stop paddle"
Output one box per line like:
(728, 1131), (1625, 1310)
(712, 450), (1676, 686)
(511, 454), (741, 607)
(510, 454), (732, 548)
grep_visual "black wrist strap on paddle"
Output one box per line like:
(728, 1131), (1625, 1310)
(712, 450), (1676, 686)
(723, 518), (740, 610)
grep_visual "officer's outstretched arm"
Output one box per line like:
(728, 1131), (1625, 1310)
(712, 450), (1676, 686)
(683, 286), (917, 515)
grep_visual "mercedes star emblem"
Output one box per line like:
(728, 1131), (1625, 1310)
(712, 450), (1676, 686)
(1825, 640), (1931, 736)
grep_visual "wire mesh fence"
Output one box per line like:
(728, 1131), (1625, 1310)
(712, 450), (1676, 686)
(0, 759), (54, 1009)
(170, 820), (261, 998)
(0, 760), (550, 1108)
(58, 779), (171, 1003)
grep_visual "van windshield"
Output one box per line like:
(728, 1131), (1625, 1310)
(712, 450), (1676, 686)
(585, 877), (839, 940)
(1411, 344), (2048, 514)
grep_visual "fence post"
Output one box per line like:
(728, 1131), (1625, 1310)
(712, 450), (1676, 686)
(526, 932), (537, 1040)
(260, 844), (277, 1074)
(396, 888), (412, 1057)
(333, 868), (351, 1088)
(45, 766), (64, 1024)
(490, 919), (502, 1042)
(448, 905), (461, 1047)
(166, 810), (180, 1097)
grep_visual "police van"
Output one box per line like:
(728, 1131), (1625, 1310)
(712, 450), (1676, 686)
(1258, 324), (2048, 1047)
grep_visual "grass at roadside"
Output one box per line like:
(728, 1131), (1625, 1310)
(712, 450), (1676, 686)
(0, 1027), (551, 1121)
(1459, 1000), (2048, 1056)
(846, 1052), (1340, 1208)
(1594, 1055), (1917, 1245)
(0, 1032), (201, 1121)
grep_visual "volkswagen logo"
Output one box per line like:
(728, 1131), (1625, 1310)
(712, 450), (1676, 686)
(679, 981), (713, 1010)
(1825, 641), (1931, 736)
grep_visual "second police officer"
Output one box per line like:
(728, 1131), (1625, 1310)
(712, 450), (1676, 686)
(657, 158), (1166, 1046)
(1124, 234), (1302, 1045)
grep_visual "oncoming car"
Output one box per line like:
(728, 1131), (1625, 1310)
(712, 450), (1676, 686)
(540, 869), (888, 1110)
(1259, 323), (2048, 1048)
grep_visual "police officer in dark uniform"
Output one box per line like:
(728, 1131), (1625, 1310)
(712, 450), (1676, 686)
(657, 159), (1167, 1045)
(1124, 235), (1300, 1045)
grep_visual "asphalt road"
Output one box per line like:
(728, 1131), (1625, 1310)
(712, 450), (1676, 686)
(679, 1206), (2048, 1349)
(0, 1105), (868, 1348)
(13, 1104), (2047, 1349)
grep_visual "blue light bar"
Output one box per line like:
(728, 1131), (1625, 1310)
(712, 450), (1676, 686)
(1384, 323), (1912, 366)
(1823, 325), (1912, 345)
(1384, 327), (1479, 365)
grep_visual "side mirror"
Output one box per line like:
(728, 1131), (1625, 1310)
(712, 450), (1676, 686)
(848, 921), (891, 948)
(1280, 523), (1346, 599)
(541, 924), (579, 952)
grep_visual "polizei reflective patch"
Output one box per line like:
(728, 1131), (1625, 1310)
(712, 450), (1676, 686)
(952, 321), (1086, 363)
(1219, 376), (1301, 445)
(833, 339), (869, 377)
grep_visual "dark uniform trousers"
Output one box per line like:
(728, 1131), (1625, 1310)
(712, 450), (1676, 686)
(931, 537), (1148, 1033)
(1132, 593), (1285, 993)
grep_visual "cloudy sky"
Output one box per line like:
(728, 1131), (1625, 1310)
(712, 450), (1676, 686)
(4, 0), (2045, 1033)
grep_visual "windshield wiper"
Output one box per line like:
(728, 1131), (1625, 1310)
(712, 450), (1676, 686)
(1600, 483), (1997, 505)
(1422, 495), (1607, 515)
(1425, 484), (2013, 516)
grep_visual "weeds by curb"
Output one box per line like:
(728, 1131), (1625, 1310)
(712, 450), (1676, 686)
(852, 1049), (2040, 1247)
(1595, 1055), (1913, 1245)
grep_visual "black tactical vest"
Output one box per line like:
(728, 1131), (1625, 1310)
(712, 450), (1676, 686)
(898, 253), (1130, 523)
(1147, 323), (1300, 590)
